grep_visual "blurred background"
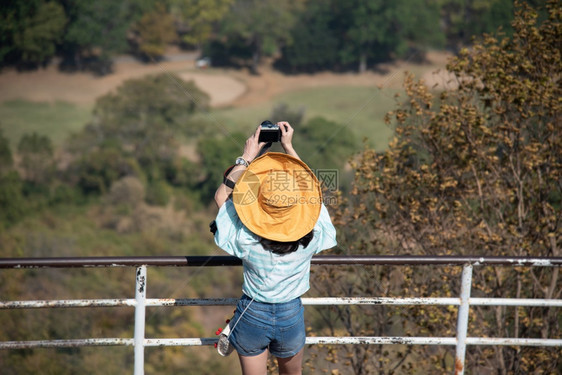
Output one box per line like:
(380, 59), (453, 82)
(0, 0), (558, 374)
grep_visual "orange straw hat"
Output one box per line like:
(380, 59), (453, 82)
(232, 152), (322, 242)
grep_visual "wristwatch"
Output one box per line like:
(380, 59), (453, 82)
(235, 157), (249, 167)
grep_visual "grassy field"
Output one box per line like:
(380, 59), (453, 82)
(0, 100), (92, 148)
(201, 85), (399, 151)
(1, 84), (398, 152)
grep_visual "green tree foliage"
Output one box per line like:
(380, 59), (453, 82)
(270, 102), (305, 128)
(145, 179), (171, 206)
(201, 37), (253, 68)
(219, 0), (297, 73)
(17, 132), (54, 185)
(63, 0), (144, 73)
(317, 2), (561, 373)
(0, 127), (26, 228)
(276, 0), (340, 72)
(0, 171), (27, 229)
(0, 0), (526, 73)
(440, 0), (516, 50)
(197, 132), (246, 201)
(173, 0), (234, 46)
(0, 126), (13, 172)
(0, 0), (67, 67)
(281, 0), (444, 73)
(131, 3), (177, 60)
(345, 0), (443, 72)
(294, 117), (357, 172)
(68, 73), (209, 195)
(69, 148), (143, 195)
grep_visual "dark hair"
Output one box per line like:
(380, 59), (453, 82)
(259, 231), (314, 255)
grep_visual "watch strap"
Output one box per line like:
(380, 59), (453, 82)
(223, 165), (236, 189)
(223, 177), (236, 189)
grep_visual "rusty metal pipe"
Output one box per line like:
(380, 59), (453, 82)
(1, 255), (561, 269)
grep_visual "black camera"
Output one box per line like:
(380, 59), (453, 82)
(258, 120), (281, 143)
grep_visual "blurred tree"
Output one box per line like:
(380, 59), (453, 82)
(196, 132), (245, 202)
(163, 155), (199, 188)
(145, 179), (171, 206)
(173, 0), (233, 47)
(131, 3), (177, 60)
(219, 0), (296, 74)
(0, 126), (14, 174)
(107, 176), (146, 207)
(69, 147), (143, 195)
(202, 36), (253, 68)
(319, 1), (561, 373)
(63, 0), (137, 73)
(294, 116), (357, 172)
(0, 127), (26, 227)
(345, 0), (396, 72)
(344, 0), (444, 71)
(276, 0), (340, 73)
(17, 132), (55, 185)
(439, 0), (518, 50)
(67, 73), (209, 194)
(270, 103), (306, 128)
(0, 171), (27, 228)
(281, 0), (444, 73)
(0, 0), (67, 67)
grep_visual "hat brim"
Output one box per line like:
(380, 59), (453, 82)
(232, 152), (322, 242)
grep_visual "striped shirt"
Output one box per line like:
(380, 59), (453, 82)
(214, 199), (337, 303)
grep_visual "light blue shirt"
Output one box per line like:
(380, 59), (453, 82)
(214, 199), (337, 303)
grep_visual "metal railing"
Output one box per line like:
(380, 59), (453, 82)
(1, 255), (561, 375)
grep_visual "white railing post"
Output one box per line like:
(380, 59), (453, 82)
(454, 264), (473, 375)
(134, 266), (147, 375)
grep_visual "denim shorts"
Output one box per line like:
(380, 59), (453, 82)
(228, 294), (306, 358)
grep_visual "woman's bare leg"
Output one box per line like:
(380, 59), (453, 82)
(277, 347), (304, 375)
(238, 349), (269, 375)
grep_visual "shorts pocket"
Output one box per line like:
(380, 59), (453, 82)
(276, 310), (305, 356)
(231, 314), (271, 355)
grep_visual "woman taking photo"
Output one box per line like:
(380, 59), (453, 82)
(213, 122), (337, 375)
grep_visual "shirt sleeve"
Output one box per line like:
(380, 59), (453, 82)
(312, 204), (337, 254)
(214, 199), (250, 258)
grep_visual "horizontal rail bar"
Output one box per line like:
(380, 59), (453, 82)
(307, 337), (562, 347)
(1, 255), (561, 269)
(0, 256), (241, 269)
(3, 336), (561, 350)
(0, 299), (136, 309)
(303, 297), (461, 306)
(3, 297), (562, 309)
(308, 337), (458, 346)
(0, 338), (134, 349)
(465, 338), (562, 346)
(144, 338), (217, 347)
(469, 298), (562, 307)
(145, 298), (239, 307)
(304, 297), (562, 307)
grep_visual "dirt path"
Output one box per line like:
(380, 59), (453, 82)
(0, 51), (452, 108)
(227, 50), (454, 106)
(0, 59), (246, 107)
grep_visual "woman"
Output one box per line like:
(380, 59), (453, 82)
(213, 122), (337, 375)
